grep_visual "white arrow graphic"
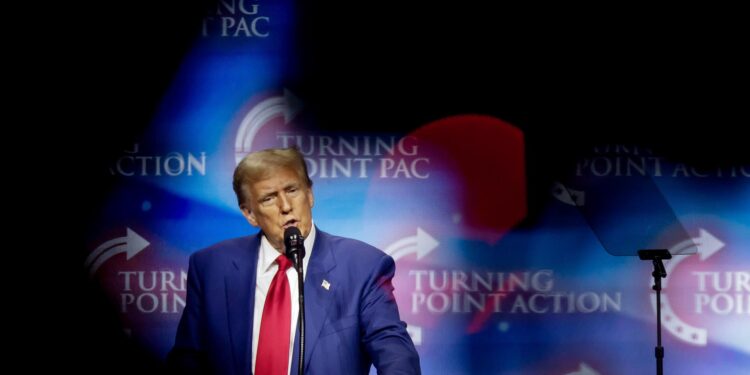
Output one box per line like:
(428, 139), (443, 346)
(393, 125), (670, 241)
(235, 89), (303, 164)
(565, 362), (600, 375)
(552, 181), (585, 206)
(663, 229), (725, 287)
(383, 228), (439, 262)
(384, 228), (439, 346)
(85, 228), (150, 277)
(650, 228), (725, 345)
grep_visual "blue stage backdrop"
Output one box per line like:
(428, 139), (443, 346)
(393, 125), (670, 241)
(83, 2), (750, 374)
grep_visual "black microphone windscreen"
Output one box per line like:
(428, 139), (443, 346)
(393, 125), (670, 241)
(284, 226), (302, 240)
(284, 227), (304, 263)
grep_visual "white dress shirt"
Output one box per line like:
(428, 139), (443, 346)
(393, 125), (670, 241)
(252, 225), (315, 374)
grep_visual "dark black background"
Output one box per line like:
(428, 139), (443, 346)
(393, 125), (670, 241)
(34, 2), (747, 372)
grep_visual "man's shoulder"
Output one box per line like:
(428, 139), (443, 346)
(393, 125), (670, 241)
(190, 234), (259, 263)
(318, 230), (387, 262)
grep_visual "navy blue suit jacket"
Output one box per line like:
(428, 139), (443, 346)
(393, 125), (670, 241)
(169, 228), (420, 374)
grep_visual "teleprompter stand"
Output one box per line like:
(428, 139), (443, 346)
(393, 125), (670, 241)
(638, 249), (672, 375)
(559, 150), (696, 374)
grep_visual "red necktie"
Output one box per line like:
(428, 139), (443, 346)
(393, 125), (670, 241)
(256, 255), (293, 375)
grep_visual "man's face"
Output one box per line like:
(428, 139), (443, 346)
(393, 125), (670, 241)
(241, 167), (314, 251)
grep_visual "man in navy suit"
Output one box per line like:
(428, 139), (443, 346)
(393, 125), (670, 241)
(168, 147), (420, 374)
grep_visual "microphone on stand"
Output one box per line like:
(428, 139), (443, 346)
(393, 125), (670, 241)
(284, 227), (305, 270)
(284, 227), (305, 375)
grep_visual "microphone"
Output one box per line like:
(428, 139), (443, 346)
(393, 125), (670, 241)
(284, 226), (306, 270)
(283, 226), (306, 375)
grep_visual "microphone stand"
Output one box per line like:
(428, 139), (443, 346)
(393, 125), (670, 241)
(295, 252), (305, 375)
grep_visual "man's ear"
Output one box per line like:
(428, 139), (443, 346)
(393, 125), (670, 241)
(241, 205), (258, 227)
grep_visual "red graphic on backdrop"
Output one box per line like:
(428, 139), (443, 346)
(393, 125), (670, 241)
(407, 114), (526, 243)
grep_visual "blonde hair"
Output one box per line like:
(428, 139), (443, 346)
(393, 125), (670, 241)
(233, 147), (313, 206)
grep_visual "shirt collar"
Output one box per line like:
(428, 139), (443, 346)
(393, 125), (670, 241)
(259, 223), (316, 272)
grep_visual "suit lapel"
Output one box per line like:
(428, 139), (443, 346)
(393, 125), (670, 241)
(291, 229), (337, 374)
(226, 233), (261, 375)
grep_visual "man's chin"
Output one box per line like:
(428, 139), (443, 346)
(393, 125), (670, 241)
(300, 223), (313, 238)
